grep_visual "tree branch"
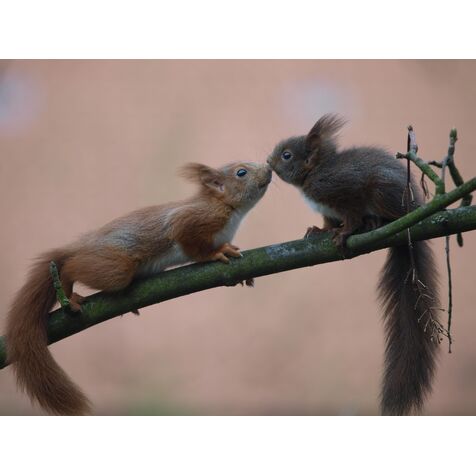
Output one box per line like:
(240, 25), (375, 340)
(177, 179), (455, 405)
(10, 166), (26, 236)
(1, 205), (476, 369)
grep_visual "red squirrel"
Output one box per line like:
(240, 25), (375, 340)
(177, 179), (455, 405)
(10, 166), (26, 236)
(267, 114), (440, 415)
(6, 161), (272, 415)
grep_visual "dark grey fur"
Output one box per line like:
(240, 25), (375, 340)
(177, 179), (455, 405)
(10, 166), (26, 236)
(267, 114), (440, 415)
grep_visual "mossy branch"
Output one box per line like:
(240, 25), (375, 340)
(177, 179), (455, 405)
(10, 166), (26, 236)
(1, 204), (476, 370)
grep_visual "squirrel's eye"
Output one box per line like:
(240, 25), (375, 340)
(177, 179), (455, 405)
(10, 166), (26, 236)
(236, 168), (247, 177)
(281, 150), (292, 160)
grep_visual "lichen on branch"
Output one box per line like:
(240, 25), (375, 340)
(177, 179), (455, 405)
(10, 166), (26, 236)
(1, 205), (476, 370)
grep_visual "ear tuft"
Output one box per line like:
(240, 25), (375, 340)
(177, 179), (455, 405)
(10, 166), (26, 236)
(179, 163), (225, 194)
(179, 163), (209, 184)
(305, 113), (346, 151)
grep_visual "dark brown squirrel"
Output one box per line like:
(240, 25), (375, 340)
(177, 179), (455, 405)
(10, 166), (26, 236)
(267, 114), (440, 415)
(5, 161), (272, 415)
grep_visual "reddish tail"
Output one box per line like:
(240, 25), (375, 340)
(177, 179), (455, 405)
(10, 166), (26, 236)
(5, 250), (91, 415)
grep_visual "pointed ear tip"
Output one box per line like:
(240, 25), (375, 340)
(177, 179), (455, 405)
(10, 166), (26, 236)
(179, 162), (203, 181)
(179, 163), (223, 186)
(180, 162), (202, 169)
(309, 113), (347, 134)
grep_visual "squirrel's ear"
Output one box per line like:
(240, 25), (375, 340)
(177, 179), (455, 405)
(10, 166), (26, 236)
(305, 113), (346, 151)
(180, 163), (225, 193)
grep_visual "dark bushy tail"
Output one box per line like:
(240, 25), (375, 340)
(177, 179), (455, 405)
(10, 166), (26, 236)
(378, 241), (440, 415)
(5, 250), (91, 415)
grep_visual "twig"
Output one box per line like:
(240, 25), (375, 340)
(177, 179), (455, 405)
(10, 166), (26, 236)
(445, 129), (471, 246)
(49, 261), (70, 310)
(400, 127), (461, 349)
(397, 126), (445, 196)
(400, 125), (445, 342)
(407, 124), (418, 154)
(430, 129), (473, 246)
(420, 173), (431, 199)
(444, 234), (453, 352)
(396, 153), (445, 196)
(404, 127), (417, 284)
(440, 140), (454, 353)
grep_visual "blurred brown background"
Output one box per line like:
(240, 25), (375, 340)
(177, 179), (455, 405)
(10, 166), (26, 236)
(0, 60), (475, 415)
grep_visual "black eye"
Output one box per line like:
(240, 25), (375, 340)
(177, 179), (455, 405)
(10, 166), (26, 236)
(281, 150), (292, 160)
(236, 168), (247, 177)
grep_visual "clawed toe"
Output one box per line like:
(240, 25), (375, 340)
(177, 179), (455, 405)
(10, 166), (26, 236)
(212, 252), (230, 264)
(212, 243), (242, 263)
(224, 247), (242, 258)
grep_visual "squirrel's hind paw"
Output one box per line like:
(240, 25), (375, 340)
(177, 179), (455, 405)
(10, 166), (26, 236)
(332, 229), (353, 251)
(69, 292), (85, 313)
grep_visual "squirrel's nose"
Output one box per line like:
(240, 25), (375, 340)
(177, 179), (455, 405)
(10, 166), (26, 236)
(266, 156), (272, 165)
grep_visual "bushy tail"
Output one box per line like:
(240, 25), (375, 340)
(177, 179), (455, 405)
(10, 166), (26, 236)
(378, 241), (440, 415)
(5, 250), (91, 415)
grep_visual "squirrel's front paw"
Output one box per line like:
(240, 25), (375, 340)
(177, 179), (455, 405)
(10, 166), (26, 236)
(211, 243), (242, 263)
(304, 226), (325, 238)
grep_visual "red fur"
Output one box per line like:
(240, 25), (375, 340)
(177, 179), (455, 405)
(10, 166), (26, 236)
(5, 161), (271, 415)
(6, 250), (92, 415)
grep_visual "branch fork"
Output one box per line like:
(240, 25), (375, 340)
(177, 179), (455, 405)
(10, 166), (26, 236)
(395, 125), (474, 351)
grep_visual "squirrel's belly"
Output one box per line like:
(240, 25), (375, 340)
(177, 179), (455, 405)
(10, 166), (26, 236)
(213, 210), (245, 247)
(301, 193), (342, 220)
(136, 243), (189, 277)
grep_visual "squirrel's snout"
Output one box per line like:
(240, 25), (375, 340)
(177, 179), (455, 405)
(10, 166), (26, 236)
(256, 165), (272, 190)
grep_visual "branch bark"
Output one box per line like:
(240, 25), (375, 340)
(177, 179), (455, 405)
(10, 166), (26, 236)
(1, 205), (476, 369)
